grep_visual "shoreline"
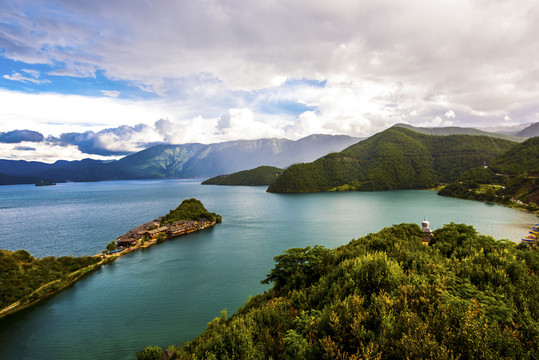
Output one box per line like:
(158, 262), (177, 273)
(110, 216), (218, 256)
(0, 217), (219, 320)
(0, 256), (115, 319)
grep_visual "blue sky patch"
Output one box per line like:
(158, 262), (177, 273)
(0, 56), (155, 99)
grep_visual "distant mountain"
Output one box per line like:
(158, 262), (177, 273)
(439, 136), (539, 207)
(393, 123), (524, 142)
(267, 127), (516, 193)
(480, 122), (535, 136)
(516, 122), (539, 138)
(0, 172), (48, 186)
(202, 166), (283, 186)
(106, 134), (360, 179)
(0, 158), (116, 183)
(0, 134), (360, 183)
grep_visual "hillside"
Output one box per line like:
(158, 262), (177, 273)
(517, 122), (539, 138)
(267, 127), (516, 193)
(0, 250), (102, 316)
(202, 166), (283, 186)
(439, 136), (539, 208)
(0, 172), (48, 186)
(160, 198), (222, 225)
(394, 123), (524, 142)
(139, 223), (538, 359)
(0, 134), (359, 183)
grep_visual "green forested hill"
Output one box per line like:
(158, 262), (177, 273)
(394, 123), (524, 142)
(488, 136), (539, 174)
(267, 127), (516, 193)
(160, 198), (222, 224)
(0, 250), (101, 311)
(140, 223), (538, 359)
(201, 166), (283, 186)
(439, 137), (539, 207)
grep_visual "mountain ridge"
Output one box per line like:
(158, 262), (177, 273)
(0, 134), (360, 184)
(267, 127), (517, 193)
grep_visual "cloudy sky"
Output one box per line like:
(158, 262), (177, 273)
(0, 0), (538, 162)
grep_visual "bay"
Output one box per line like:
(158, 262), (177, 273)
(0, 180), (536, 359)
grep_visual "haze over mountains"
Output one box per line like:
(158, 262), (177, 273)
(0, 134), (359, 184)
(0, 123), (537, 186)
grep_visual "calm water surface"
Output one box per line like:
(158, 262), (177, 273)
(0, 180), (536, 359)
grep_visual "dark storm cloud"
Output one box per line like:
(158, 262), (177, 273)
(0, 129), (44, 143)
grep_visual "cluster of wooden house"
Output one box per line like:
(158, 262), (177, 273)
(116, 217), (215, 249)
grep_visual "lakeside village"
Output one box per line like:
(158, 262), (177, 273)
(105, 217), (217, 256)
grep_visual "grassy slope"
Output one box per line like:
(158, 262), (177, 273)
(202, 166), (283, 186)
(267, 127), (516, 193)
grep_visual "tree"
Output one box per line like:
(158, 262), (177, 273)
(156, 233), (167, 243)
(136, 345), (163, 360)
(106, 240), (117, 251)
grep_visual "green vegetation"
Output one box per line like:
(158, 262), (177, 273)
(161, 198), (222, 225)
(0, 249), (101, 311)
(268, 127), (516, 193)
(136, 345), (163, 360)
(106, 240), (117, 251)
(147, 223), (538, 359)
(488, 136), (539, 175)
(202, 166), (283, 186)
(439, 137), (539, 208)
(393, 123), (525, 142)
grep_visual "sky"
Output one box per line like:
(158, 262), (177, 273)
(0, 0), (538, 162)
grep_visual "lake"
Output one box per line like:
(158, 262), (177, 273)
(0, 180), (536, 359)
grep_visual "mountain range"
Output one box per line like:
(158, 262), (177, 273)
(267, 126), (517, 192)
(1, 123), (537, 186)
(0, 134), (359, 185)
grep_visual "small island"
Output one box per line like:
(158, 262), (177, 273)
(35, 180), (56, 186)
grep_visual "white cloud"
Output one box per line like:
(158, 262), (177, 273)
(0, 89), (169, 136)
(101, 90), (121, 98)
(22, 68), (40, 78)
(3, 72), (50, 84)
(0, 0), (538, 161)
(416, 116), (454, 128)
(1, 0), (538, 110)
(0, 141), (118, 163)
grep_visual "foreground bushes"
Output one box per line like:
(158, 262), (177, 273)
(140, 223), (538, 359)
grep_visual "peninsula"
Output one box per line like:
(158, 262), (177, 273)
(112, 198), (222, 253)
(0, 198), (221, 319)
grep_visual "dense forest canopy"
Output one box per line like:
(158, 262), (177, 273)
(439, 136), (539, 207)
(161, 198), (222, 224)
(0, 250), (101, 310)
(143, 223), (538, 359)
(267, 127), (516, 193)
(202, 166), (283, 186)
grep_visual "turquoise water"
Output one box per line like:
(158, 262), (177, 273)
(0, 180), (536, 359)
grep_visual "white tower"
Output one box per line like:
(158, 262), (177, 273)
(421, 216), (432, 235)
